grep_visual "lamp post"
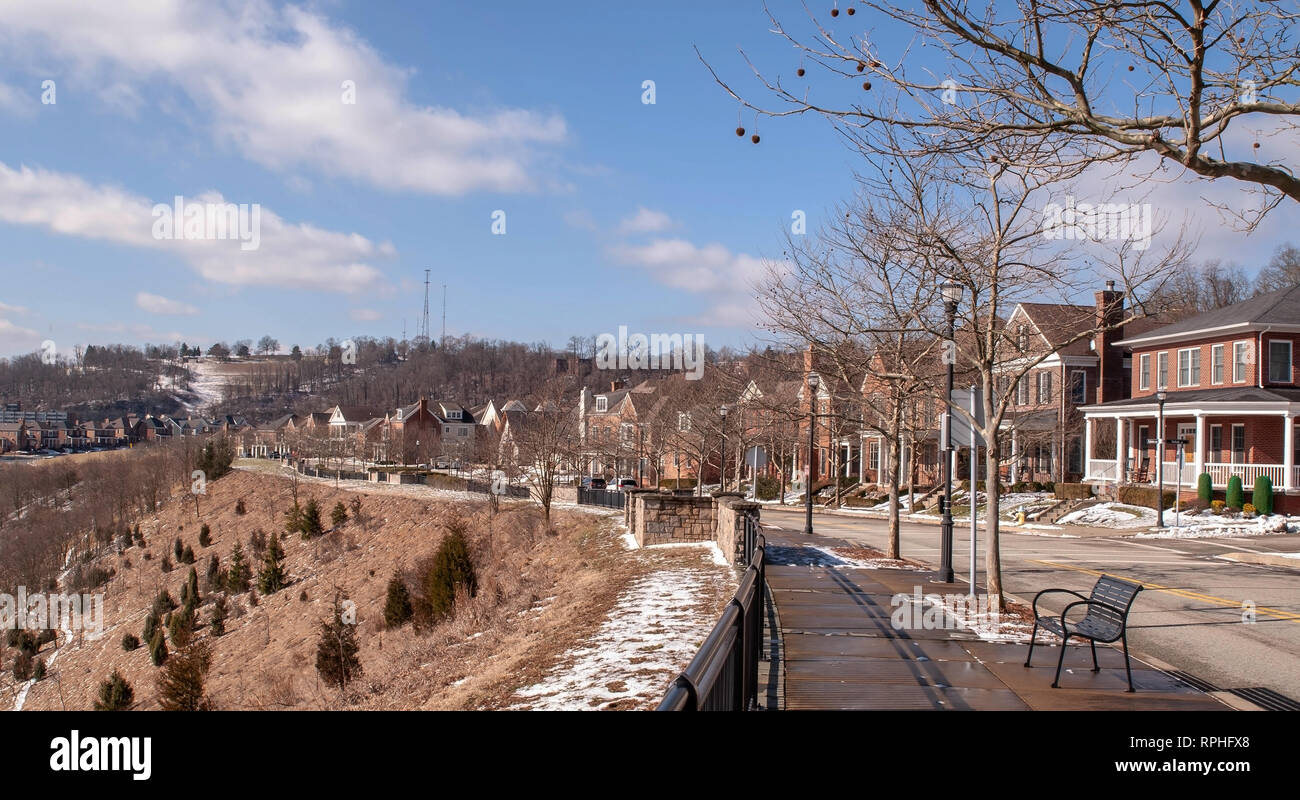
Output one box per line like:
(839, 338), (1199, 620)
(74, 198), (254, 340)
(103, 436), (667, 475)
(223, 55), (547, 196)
(938, 281), (962, 584)
(719, 405), (729, 492)
(805, 371), (819, 536)
(1155, 390), (1167, 529)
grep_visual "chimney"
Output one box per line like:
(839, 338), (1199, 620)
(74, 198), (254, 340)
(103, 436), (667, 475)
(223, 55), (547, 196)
(610, 380), (624, 392)
(1094, 282), (1125, 403)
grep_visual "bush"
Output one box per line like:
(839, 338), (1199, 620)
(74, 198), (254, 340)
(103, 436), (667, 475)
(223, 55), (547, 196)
(235, 498), (247, 515)
(210, 595), (227, 637)
(160, 555), (172, 573)
(182, 545), (196, 564)
(1054, 482), (1094, 501)
(1116, 485), (1175, 511)
(1252, 475), (1274, 515)
(198, 524), (211, 547)
(331, 501), (348, 527)
(94, 670), (135, 711)
(33, 659), (46, 681)
(315, 593), (363, 690)
(1211, 499), (1227, 513)
(121, 633), (141, 651)
(174, 537), (184, 562)
(149, 629), (168, 666)
(1182, 498), (1209, 514)
(384, 575), (414, 629)
(11, 651), (33, 681)
(1040, 481), (1055, 494)
(1243, 502), (1257, 516)
(423, 522), (477, 624)
(1226, 475), (1244, 510)
(1197, 473), (1213, 503)
(754, 475), (780, 501)
(151, 589), (178, 617)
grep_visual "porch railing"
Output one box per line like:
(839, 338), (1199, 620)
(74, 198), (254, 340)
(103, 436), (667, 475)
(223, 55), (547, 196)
(1205, 462), (1285, 489)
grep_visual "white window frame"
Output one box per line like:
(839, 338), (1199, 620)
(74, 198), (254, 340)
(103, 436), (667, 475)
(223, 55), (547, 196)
(594, 396), (608, 412)
(677, 412), (691, 432)
(1211, 343), (1224, 385)
(1069, 370), (1087, 405)
(1016, 376), (1029, 406)
(1037, 371), (1052, 404)
(1138, 353), (1150, 391)
(1176, 347), (1200, 387)
(1268, 339), (1293, 383)
(1176, 422), (1196, 457)
(1233, 341), (1249, 383)
(1156, 351), (1169, 390)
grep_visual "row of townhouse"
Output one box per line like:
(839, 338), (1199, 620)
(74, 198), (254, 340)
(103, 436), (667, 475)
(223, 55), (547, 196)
(0, 404), (244, 454)
(245, 397), (521, 466)
(1082, 284), (1300, 512)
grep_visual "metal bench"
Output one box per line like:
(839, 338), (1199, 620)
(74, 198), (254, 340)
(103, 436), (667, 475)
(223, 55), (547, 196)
(1025, 575), (1145, 692)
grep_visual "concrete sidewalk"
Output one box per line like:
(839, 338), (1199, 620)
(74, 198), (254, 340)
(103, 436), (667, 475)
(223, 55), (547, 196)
(762, 528), (1236, 710)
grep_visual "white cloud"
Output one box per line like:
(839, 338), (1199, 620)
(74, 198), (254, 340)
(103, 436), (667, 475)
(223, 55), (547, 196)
(0, 318), (41, 354)
(617, 207), (674, 234)
(0, 161), (391, 293)
(0, 82), (31, 115)
(0, 1), (567, 195)
(349, 308), (383, 321)
(610, 237), (777, 326)
(136, 292), (198, 315)
(0, 301), (28, 314)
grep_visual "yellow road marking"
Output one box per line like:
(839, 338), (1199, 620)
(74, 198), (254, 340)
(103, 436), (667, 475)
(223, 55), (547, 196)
(1029, 560), (1300, 623)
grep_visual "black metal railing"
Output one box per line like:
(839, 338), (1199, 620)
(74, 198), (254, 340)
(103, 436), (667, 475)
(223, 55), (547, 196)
(657, 525), (766, 711)
(577, 487), (627, 509)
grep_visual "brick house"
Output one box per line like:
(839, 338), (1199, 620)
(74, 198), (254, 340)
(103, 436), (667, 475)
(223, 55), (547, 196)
(1083, 284), (1300, 511)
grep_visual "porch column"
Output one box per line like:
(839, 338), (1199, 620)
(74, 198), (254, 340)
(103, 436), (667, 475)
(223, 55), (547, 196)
(1010, 428), (1019, 483)
(1084, 416), (1093, 481)
(1284, 413), (1295, 492)
(1194, 414), (1206, 479)
(1115, 418), (1126, 482)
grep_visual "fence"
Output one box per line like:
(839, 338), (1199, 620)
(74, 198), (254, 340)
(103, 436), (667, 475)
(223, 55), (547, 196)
(657, 524), (766, 711)
(577, 487), (627, 509)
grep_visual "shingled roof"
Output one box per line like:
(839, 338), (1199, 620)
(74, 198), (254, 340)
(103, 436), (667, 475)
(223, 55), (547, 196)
(1117, 284), (1300, 347)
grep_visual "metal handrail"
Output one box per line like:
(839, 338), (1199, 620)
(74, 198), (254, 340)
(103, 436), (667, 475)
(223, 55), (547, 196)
(657, 524), (766, 711)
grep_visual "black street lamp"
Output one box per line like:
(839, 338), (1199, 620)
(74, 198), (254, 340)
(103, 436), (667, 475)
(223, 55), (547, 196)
(805, 371), (819, 536)
(1155, 390), (1167, 529)
(719, 405), (729, 492)
(938, 281), (962, 584)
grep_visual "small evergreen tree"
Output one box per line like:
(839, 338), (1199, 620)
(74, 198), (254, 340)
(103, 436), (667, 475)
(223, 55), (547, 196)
(210, 595), (227, 637)
(157, 642), (212, 711)
(1253, 475), (1274, 515)
(1197, 473), (1212, 503)
(11, 651), (33, 681)
(184, 567), (200, 610)
(33, 658), (46, 681)
(182, 544), (196, 564)
(122, 632), (141, 651)
(149, 628), (168, 666)
(384, 575), (414, 629)
(331, 501), (348, 527)
(199, 524), (211, 547)
(205, 554), (220, 589)
(151, 589), (178, 617)
(424, 524), (477, 623)
(1226, 475), (1244, 509)
(257, 533), (288, 595)
(168, 604), (195, 648)
(161, 554), (173, 573)
(315, 593), (362, 690)
(94, 670), (135, 710)
(299, 498), (324, 538)
(349, 495), (363, 524)
(235, 498), (247, 515)
(174, 537), (184, 561)
(226, 543), (250, 593)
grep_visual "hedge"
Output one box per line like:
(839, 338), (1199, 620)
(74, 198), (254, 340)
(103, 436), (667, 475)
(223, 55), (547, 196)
(1116, 485), (1175, 511)
(1253, 475), (1274, 515)
(1054, 483), (1094, 501)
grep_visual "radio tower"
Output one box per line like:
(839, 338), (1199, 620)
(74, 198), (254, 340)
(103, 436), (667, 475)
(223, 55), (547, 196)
(419, 269), (431, 344)
(441, 283), (446, 346)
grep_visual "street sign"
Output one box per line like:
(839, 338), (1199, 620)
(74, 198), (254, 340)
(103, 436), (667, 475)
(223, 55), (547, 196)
(744, 446), (767, 469)
(945, 388), (986, 447)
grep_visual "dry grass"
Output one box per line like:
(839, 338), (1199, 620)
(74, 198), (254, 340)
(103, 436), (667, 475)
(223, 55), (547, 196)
(6, 468), (734, 711)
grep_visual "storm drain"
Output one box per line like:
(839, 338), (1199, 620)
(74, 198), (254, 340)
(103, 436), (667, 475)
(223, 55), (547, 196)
(1228, 687), (1300, 712)
(1167, 670), (1220, 693)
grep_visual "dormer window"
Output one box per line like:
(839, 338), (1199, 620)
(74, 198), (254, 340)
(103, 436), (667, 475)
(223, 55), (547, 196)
(595, 397), (608, 412)
(677, 412), (691, 431)
(447, 409), (461, 420)
(1017, 324), (1028, 352)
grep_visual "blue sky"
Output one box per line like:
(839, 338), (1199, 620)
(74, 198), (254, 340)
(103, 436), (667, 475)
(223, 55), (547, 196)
(0, 1), (1295, 358)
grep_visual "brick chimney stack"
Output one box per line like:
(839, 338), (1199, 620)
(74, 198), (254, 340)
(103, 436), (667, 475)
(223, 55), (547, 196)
(1094, 281), (1125, 403)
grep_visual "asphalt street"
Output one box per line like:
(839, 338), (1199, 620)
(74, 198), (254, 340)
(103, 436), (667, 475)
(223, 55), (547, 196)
(762, 506), (1300, 702)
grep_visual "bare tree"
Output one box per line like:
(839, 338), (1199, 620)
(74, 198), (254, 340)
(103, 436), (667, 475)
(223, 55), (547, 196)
(703, 1), (1300, 228)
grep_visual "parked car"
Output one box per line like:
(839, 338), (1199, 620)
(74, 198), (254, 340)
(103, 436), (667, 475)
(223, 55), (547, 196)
(612, 477), (638, 491)
(579, 476), (607, 490)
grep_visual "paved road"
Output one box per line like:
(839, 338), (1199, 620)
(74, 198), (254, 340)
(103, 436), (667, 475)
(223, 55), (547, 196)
(762, 506), (1300, 703)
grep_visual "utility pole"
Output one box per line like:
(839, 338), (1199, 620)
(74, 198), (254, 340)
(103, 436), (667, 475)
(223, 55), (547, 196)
(442, 283), (447, 346)
(420, 269), (431, 344)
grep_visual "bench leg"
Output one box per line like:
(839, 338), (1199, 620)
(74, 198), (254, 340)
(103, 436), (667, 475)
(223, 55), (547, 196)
(1090, 640), (1099, 672)
(1024, 620), (1039, 667)
(1122, 631), (1135, 693)
(1051, 634), (1069, 689)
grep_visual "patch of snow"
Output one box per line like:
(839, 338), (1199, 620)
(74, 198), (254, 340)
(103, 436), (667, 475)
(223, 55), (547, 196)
(1058, 502), (1156, 529)
(509, 567), (725, 710)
